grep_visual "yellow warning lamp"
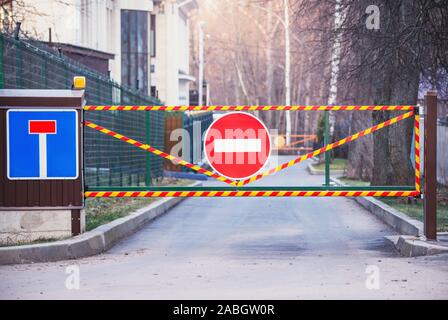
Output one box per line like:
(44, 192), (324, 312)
(73, 76), (86, 90)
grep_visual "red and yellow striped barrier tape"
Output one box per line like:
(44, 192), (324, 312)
(85, 190), (420, 198)
(83, 109), (419, 197)
(84, 121), (237, 186)
(84, 105), (416, 111)
(414, 114), (421, 193)
(236, 110), (414, 187)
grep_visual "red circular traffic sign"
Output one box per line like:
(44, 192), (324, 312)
(204, 112), (271, 180)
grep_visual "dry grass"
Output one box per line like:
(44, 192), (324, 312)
(85, 178), (193, 231)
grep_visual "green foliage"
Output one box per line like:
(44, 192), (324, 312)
(381, 198), (448, 232)
(85, 178), (193, 230)
(85, 198), (157, 231)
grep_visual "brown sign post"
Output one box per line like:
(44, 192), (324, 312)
(0, 81), (85, 244)
(424, 91), (438, 240)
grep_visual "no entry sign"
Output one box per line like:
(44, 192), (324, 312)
(204, 112), (271, 180)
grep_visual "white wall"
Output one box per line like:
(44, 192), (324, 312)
(15, 0), (195, 104)
(16, 0), (115, 71)
(111, 0), (154, 83)
(79, 0), (114, 52)
(154, 0), (179, 105)
(152, 0), (195, 105)
(178, 12), (189, 74)
(15, 0), (79, 44)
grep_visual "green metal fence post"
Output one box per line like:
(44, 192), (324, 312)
(324, 110), (330, 186)
(42, 57), (48, 87)
(145, 111), (152, 186)
(15, 41), (23, 88)
(97, 81), (103, 186)
(65, 64), (69, 88)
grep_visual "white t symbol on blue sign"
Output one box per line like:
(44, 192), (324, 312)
(7, 109), (79, 180)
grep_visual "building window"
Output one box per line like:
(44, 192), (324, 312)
(121, 10), (148, 94)
(150, 14), (156, 57)
(151, 86), (158, 98)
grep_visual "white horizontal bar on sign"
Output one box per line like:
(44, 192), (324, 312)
(214, 139), (262, 153)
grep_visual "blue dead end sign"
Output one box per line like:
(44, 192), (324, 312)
(7, 109), (78, 180)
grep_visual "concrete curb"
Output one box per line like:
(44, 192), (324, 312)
(307, 163), (344, 176)
(0, 182), (200, 265)
(164, 170), (208, 181)
(331, 177), (423, 236)
(385, 235), (448, 257)
(331, 177), (448, 257)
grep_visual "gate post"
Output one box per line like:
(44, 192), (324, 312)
(424, 90), (437, 240)
(324, 110), (330, 186)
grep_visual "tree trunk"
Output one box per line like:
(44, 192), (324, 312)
(346, 111), (373, 180)
(370, 0), (420, 186)
(371, 73), (419, 186)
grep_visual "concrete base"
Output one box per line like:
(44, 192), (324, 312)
(0, 209), (85, 246)
(0, 197), (184, 264)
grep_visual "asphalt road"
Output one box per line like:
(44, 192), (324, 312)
(1, 157), (448, 299)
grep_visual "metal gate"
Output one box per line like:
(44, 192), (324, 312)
(83, 105), (420, 198)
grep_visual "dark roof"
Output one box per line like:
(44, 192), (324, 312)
(0, 89), (84, 108)
(41, 42), (114, 60)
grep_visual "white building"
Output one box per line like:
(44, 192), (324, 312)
(151, 0), (197, 105)
(6, 0), (197, 104)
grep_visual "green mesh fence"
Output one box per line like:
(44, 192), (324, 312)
(182, 111), (213, 169)
(0, 33), (165, 187)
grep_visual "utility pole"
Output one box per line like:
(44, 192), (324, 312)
(284, 0), (291, 146)
(198, 22), (205, 106)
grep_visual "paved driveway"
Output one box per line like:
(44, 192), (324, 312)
(1, 157), (447, 299)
